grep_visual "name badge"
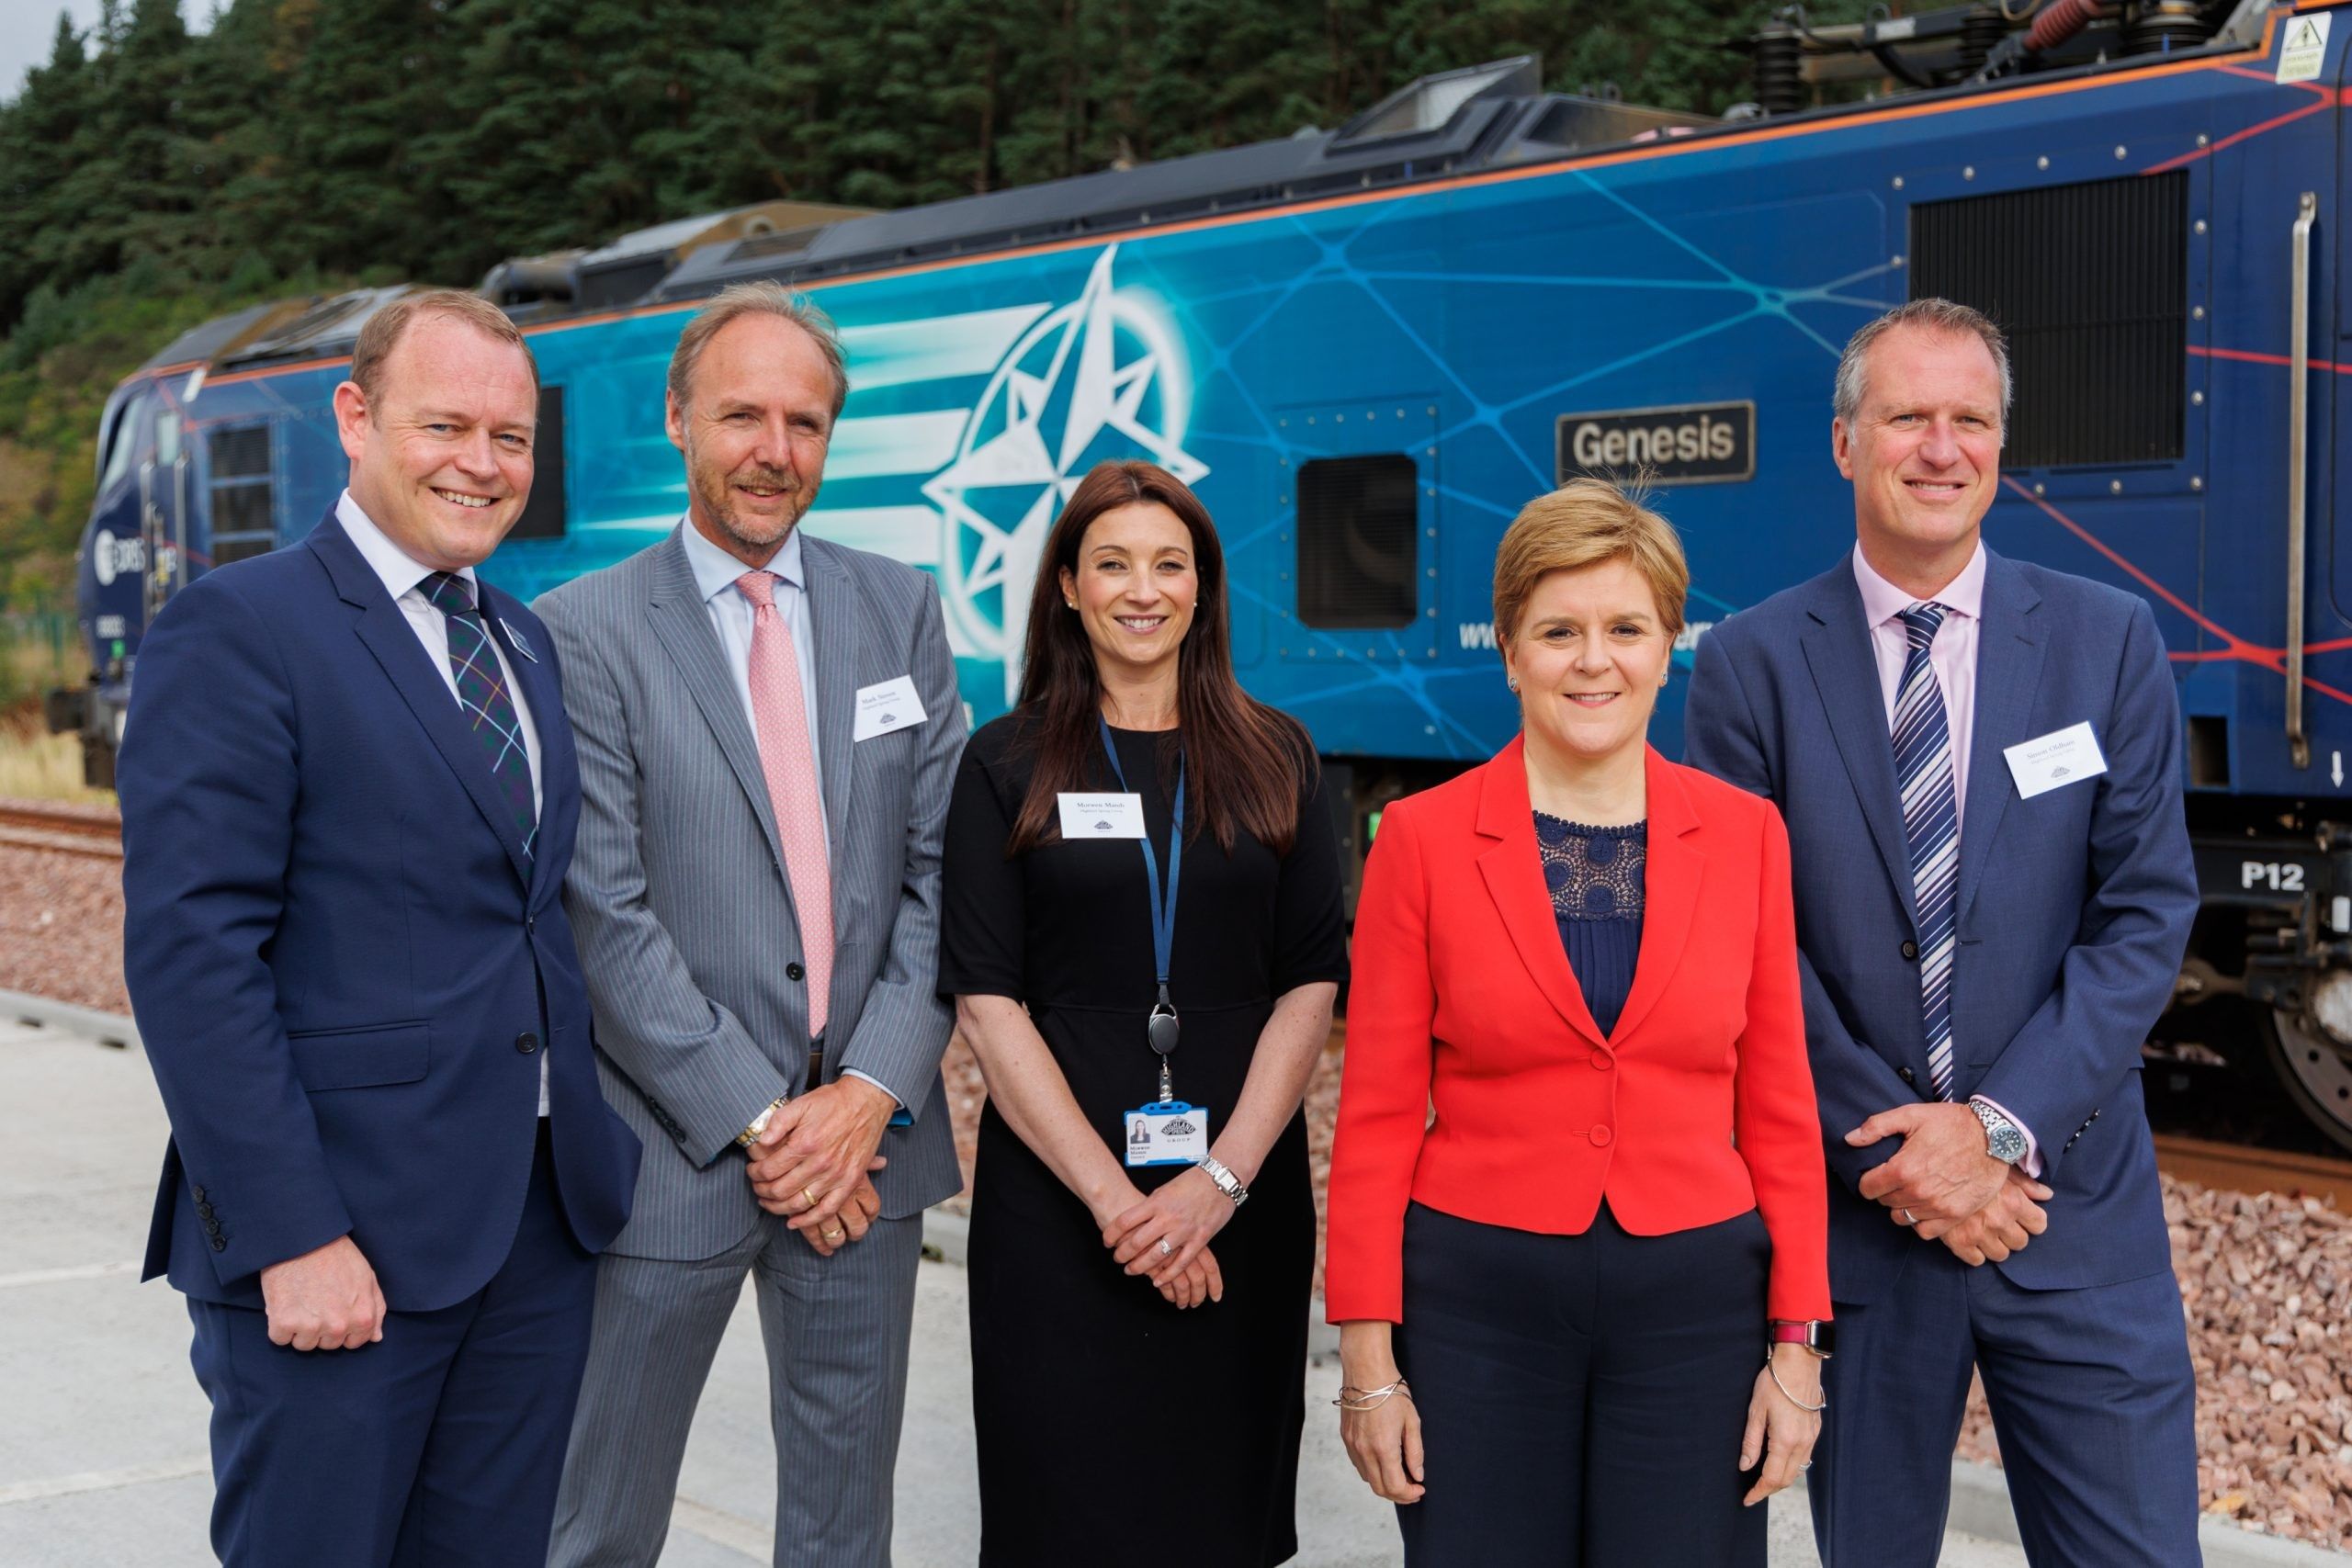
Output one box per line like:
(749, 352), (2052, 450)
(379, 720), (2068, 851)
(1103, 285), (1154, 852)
(2004, 721), (2109, 800)
(852, 676), (927, 741)
(1123, 1101), (1212, 1168)
(1057, 792), (1147, 840)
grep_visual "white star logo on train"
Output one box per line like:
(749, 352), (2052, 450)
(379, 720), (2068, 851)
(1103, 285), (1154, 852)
(923, 245), (1208, 699)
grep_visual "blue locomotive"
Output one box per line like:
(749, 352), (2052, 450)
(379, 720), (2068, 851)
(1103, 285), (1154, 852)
(52, 0), (2352, 1143)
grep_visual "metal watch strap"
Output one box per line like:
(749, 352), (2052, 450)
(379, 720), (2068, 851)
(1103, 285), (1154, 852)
(1195, 1156), (1249, 1206)
(1970, 1098), (2027, 1165)
(737, 1095), (787, 1149)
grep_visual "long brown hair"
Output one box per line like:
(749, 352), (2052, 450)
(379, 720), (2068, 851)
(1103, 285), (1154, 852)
(1007, 460), (1313, 855)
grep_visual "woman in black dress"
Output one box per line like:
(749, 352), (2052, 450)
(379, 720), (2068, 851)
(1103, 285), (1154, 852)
(941, 458), (1348, 1566)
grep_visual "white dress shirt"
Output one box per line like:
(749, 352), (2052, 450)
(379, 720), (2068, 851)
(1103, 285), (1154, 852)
(336, 491), (548, 1116)
(680, 519), (891, 1104)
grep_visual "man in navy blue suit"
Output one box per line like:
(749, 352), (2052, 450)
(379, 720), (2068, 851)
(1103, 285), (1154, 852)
(1685, 299), (2199, 1565)
(119, 289), (639, 1566)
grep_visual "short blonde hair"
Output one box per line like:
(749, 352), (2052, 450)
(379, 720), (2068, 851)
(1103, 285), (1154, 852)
(667, 282), (849, 421)
(1492, 479), (1689, 644)
(350, 288), (536, 401)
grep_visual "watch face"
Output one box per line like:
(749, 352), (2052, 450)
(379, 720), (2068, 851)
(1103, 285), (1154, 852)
(1991, 1126), (2027, 1163)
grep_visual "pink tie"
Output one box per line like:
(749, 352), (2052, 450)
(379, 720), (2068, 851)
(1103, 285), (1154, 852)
(736, 570), (832, 1036)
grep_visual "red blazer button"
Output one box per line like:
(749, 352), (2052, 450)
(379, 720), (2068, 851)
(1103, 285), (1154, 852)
(1590, 1125), (1613, 1147)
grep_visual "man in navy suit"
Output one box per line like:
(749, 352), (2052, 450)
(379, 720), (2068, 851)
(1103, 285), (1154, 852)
(1685, 299), (2199, 1565)
(119, 288), (640, 1567)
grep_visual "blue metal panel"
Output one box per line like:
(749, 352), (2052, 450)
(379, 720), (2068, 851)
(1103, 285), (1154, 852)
(74, 8), (2352, 807)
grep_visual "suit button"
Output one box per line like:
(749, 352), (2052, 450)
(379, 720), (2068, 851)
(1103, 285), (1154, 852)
(515, 1032), (540, 1055)
(526, 915), (537, 933)
(1900, 940), (1918, 961)
(1898, 1066), (1917, 1086)
(1590, 1125), (1613, 1147)
(1592, 1051), (1614, 1071)
(190, 1185), (207, 1201)
(196, 1202), (215, 1218)
(786, 962), (806, 983)
(209, 1236), (227, 1253)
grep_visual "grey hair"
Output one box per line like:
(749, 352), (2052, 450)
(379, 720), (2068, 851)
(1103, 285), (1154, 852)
(666, 282), (850, 422)
(1832, 299), (2012, 437)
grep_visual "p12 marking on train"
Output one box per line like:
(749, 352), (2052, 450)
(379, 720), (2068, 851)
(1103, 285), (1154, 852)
(2243, 862), (2308, 893)
(1555, 401), (1754, 487)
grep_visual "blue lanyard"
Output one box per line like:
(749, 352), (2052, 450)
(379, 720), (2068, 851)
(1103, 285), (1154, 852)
(1098, 718), (1184, 998)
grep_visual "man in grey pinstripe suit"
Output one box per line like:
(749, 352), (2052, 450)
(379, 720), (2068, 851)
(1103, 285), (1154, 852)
(537, 283), (967, 1567)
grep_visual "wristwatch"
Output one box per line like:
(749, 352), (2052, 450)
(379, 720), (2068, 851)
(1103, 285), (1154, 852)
(1769, 1319), (1836, 1358)
(1194, 1156), (1250, 1207)
(736, 1096), (788, 1149)
(1970, 1099), (2029, 1166)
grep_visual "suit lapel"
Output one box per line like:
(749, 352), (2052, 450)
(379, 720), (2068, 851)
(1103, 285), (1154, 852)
(1475, 737), (1609, 1051)
(643, 530), (789, 877)
(1799, 565), (1921, 934)
(800, 536), (859, 869)
(480, 586), (570, 899)
(1953, 552), (2045, 927)
(306, 514), (534, 888)
(1607, 750), (1703, 1045)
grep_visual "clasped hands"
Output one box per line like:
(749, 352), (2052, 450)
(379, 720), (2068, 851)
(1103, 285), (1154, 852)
(1097, 1165), (1234, 1310)
(1848, 1102), (2052, 1266)
(746, 1077), (896, 1258)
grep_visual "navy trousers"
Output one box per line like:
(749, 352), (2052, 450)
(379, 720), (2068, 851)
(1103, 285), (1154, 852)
(1810, 1246), (2199, 1567)
(1394, 1201), (1771, 1567)
(187, 1123), (597, 1568)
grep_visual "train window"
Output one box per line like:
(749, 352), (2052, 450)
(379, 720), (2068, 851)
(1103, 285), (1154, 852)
(1910, 172), (2188, 468)
(100, 392), (151, 493)
(507, 386), (567, 541)
(207, 422), (277, 566)
(1297, 454), (1418, 629)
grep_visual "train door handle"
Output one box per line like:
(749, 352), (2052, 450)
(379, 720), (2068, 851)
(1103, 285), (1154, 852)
(2287, 190), (2316, 772)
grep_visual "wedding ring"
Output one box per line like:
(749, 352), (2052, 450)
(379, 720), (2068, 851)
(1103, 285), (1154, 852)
(822, 1226), (843, 1242)
(1158, 1239), (1174, 1258)
(801, 1186), (820, 1209)
(1800, 1461), (1813, 1471)
(1900, 1207), (1917, 1225)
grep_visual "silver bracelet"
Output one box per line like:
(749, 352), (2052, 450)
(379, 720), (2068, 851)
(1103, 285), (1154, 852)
(1334, 1378), (1412, 1411)
(1195, 1156), (1249, 1206)
(1767, 1357), (1827, 1413)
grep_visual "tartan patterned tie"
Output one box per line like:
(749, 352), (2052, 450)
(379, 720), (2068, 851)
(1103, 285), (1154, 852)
(421, 571), (537, 860)
(1894, 603), (1958, 1100)
(736, 570), (833, 1035)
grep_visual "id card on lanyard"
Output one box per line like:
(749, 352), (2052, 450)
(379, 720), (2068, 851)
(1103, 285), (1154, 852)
(1100, 719), (1215, 1167)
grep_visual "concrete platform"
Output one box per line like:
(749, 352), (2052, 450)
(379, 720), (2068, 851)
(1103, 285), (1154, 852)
(0, 1004), (2045, 1565)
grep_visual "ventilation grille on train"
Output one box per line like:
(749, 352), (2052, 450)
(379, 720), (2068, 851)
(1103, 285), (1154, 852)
(1296, 454), (1419, 629)
(1909, 172), (2188, 469)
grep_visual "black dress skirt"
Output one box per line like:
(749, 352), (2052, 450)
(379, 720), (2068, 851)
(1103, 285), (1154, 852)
(940, 716), (1349, 1568)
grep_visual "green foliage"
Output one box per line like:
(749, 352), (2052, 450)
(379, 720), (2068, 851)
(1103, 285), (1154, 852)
(0, 0), (1873, 601)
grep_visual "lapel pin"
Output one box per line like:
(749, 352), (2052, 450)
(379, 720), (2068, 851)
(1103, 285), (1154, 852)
(499, 617), (539, 663)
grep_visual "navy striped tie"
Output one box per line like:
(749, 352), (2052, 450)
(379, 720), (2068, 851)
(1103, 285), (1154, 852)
(422, 571), (537, 860)
(1894, 603), (1958, 1100)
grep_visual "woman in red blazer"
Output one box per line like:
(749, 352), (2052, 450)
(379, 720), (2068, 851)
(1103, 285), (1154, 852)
(1326, 480), (1832, 1565)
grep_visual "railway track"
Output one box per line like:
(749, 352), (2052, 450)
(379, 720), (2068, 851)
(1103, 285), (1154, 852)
(2153, 1134), (2352, 1211)
(0, 802), (122, 862)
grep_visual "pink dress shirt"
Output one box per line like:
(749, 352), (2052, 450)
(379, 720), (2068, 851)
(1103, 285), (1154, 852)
(1850, 544), (2040, 1168)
